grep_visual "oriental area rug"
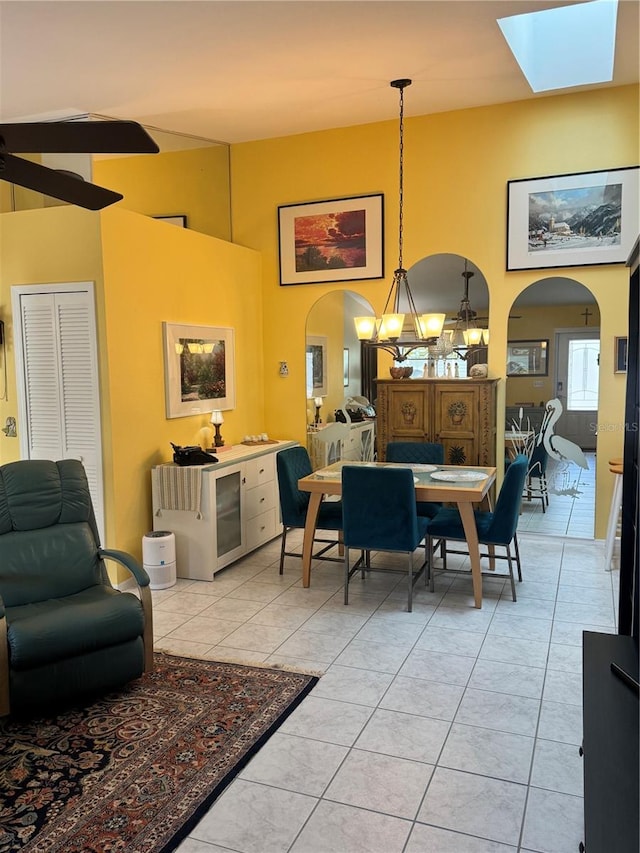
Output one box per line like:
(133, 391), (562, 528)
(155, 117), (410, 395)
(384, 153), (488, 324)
(0, 654), (318, 853)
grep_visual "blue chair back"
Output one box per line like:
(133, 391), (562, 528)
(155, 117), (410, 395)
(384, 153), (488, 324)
(342, 465), (424, 552)
(485, 454), (529, 545)
(386, 441), (444, 519)
(385, 442), (444, 465)
(276, 446), (313, 528)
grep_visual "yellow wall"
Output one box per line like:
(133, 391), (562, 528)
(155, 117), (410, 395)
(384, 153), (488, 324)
(94, 146), (231, 240)
(0, 205), (262, 566)
(230, 84), (639, 537)
(505, 302), (602, 406)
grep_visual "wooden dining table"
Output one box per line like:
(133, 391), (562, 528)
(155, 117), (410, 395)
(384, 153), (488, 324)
(298, 460), (497, 608)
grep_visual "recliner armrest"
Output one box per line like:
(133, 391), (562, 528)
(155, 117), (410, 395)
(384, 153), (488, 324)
(99, 548), (150, 587)
(99, 548), (154, 674)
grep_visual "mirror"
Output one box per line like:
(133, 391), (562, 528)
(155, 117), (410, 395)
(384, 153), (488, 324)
(305, 290), (375, 426)
(506, 276), (599, 539)
(403, 253), (490, 378)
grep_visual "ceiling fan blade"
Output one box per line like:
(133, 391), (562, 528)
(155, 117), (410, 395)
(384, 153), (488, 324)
(0, 121), (159, 154)
(0, 153), (123, 210)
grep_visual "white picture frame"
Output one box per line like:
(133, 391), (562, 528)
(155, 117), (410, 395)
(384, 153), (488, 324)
(162, 322), (235, 418)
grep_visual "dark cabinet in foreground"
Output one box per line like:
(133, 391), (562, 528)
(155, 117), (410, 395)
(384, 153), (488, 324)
(582, 631), (638, 853)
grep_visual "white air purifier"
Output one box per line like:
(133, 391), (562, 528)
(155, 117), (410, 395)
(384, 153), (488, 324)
(142, 530), (177, 590)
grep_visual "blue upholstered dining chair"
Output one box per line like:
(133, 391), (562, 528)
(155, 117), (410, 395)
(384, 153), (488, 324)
(276, 446), (343, 574)
(426, 454), (529, 601)
(385, 441), (445, 519)
(341, 465), (430, 612)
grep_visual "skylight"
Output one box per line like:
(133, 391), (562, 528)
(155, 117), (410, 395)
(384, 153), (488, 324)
(498, 0), (618, 93)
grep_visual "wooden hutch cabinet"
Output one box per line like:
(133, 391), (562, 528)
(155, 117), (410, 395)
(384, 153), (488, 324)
(375, 378), (498, 466)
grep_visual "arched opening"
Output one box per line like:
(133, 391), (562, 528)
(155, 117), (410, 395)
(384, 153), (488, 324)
(506, 276), (599, 539)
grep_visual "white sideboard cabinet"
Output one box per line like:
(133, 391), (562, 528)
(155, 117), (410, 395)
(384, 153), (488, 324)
(151, 440), (297, 581)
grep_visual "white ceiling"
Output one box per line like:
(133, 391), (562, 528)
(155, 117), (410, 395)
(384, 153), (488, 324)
(1, 0), (638, 144)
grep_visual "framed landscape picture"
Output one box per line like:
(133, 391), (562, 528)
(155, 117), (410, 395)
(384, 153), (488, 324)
(507, 166), (639, 271)
(278, 193), (384, 285)
(507, 339), (549, 377)
(163, 322), (235, 418)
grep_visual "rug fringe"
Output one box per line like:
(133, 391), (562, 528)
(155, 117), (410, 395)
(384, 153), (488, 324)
(153, 649), (325, 677)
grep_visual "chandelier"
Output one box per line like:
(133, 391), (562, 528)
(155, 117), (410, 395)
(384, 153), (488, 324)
(354, 79), (445, 364)
(429, 259), (489, 360)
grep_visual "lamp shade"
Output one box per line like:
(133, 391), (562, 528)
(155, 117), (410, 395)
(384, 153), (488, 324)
(354, 316), (377, 340)
(418, 313), (446, 338)
(314, 397), (323, 408)
(379, 313), (405, 340)
(463, 327), (484, 346)
(210, 410), (224, 425)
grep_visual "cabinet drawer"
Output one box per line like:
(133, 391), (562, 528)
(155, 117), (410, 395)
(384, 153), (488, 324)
(245, 482), (276, 519)
(246, 508), (278, 551)
(244, 454), (275, 488)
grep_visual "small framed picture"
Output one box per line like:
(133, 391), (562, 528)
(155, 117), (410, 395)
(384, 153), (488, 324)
(507, 339), (549, 377)
(153, 215), (188, 228)
(615, 336), (628, 374)
(278, 194), (384, 285)
(305, 335), (327, 397)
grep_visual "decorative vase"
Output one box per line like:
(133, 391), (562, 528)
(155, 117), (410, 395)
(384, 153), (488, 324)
(389, 366), (404, 378)
(402, 366), (413, 378)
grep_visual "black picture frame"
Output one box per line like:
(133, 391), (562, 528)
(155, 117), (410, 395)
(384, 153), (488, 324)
(278, 193), (384, 285)
(615, 336), (628, 374)
(507, 166), (639, 271)
(153, 215), (188, 228)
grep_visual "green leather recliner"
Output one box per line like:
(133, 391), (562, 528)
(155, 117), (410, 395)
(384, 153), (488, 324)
(0, 459), (153, 716)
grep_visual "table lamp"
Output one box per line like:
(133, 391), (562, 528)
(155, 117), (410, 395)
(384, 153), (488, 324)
(210, 410), (225, 447)
(314, 397), (323, 426)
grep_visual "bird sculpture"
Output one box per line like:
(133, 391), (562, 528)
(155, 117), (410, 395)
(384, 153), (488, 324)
(537, 398), (589, 469)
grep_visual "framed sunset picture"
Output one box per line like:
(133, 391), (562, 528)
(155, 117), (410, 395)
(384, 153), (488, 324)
(278, 193), (384, 285)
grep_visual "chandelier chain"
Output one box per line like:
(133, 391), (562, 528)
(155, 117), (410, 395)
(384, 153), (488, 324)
(397, 82), (405, 273)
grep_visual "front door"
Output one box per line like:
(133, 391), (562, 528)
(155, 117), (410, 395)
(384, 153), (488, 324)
(554, 328), (600, 452)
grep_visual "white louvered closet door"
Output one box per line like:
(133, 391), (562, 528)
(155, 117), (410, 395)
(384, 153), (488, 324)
(12, 283), (104, 541)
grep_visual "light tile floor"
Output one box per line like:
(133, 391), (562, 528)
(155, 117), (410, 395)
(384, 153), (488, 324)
(149, 529), (620, 853)
(516, 453), (596, 539)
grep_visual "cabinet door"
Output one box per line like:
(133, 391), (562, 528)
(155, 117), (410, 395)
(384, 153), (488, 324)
(432, 384), (478, 466)
(385, 385), (430, 440)
(214, 466), (245, 568)
(360, 422), (375, 461)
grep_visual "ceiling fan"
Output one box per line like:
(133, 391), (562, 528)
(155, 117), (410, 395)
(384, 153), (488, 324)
(0, 120), (159, 210)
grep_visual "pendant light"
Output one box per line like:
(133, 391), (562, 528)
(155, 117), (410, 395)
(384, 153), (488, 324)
(450, 259), (489, 354)
(354, 79), (445, 364)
